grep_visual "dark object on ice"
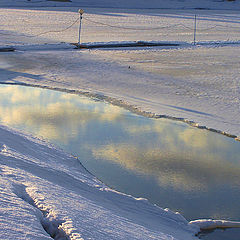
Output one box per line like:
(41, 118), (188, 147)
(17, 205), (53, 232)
(0, 47), (15, 52)
(73, 41), (180, 49)
(47, 0), (72, 2)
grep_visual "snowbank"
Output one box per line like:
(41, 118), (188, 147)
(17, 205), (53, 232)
(0, 124), (199, 239)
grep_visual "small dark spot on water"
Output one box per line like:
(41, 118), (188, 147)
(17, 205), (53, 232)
(199, 228), (240, 240)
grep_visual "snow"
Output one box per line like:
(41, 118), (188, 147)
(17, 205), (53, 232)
(0, 0), (240, 10)
(190, 219), (240, 231)
(0, 0), (240, 239)
(0, 5), (240, 138)
(0, 124), (199, 239)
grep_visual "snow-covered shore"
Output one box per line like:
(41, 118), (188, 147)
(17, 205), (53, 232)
(0, 124), (200, 239)
(1, 107), (240, 239)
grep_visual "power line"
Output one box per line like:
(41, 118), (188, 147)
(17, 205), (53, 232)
(1, 13), (239, 43)
(84, 17), (182, 31)
(0, 17), (79, 38)
(29, 17), (79, 37)
(84, 17), (240, 32)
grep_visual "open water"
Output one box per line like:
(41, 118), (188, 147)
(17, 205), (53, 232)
(0, 84), (239, 239)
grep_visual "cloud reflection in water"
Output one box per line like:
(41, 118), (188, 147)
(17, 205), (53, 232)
(0, 85), (239, 195)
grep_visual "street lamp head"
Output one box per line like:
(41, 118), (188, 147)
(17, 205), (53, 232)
(78, 9), (84, 15)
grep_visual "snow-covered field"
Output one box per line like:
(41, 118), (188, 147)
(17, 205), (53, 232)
(0, 0), (240, 239)
(0, 2), (240, 137)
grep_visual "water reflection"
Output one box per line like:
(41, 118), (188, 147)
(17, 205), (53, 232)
(0, 85), (125, 142)
(93, 142), (240, 191)
(0, 85), (240, 224)
(199, 228), (240, 240)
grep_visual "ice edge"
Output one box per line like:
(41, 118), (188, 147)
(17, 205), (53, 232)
(190, 219), (240, 231)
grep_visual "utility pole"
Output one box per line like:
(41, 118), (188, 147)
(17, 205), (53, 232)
(193, 14), (197, 45)
(78, 9), (84, 46)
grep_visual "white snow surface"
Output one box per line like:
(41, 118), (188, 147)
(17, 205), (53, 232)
(0, 124), (199, 239)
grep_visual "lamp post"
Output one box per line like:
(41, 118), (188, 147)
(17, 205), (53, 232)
(78, 9), (84, 46)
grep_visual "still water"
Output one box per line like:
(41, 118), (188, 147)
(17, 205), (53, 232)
(0, 85), (240, 239)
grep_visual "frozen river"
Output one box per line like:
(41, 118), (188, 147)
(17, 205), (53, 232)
(0, 84), (240, 239)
